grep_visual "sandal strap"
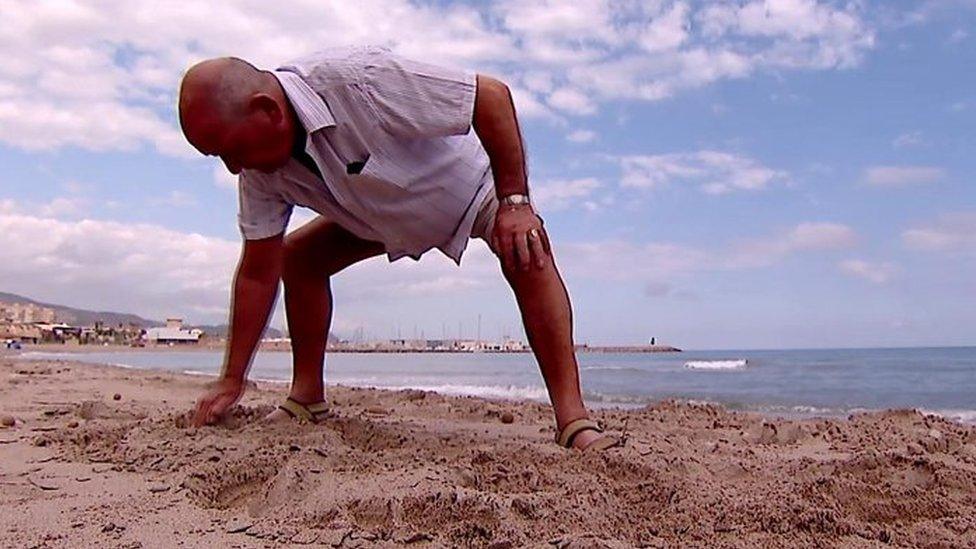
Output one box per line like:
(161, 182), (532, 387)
(583, 435), (620, 453)
(278, 397), (330, 423)
(556, 418), (603, 448)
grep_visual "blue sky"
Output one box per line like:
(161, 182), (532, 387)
(0, 0), (973, 349)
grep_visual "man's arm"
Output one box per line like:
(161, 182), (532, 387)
(472, 74), (549, 271)
(192, 234), (283, 426)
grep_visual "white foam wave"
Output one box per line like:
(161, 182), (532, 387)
(15, 352), (138, 370)
(684, 359), (748, 370)
(181, 369), (218, 377)
(14, 351), (80, 359)
(344, 382), (550, 402)
(922, 408), (976, 425)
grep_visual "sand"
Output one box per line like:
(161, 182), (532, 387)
(1, 356), (975, 548)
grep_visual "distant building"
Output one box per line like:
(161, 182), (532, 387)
(0, 323), (41, 344)
(454, 339), (481, 352)
(501, 338), (528, 352)
(146, 318), (203, 345)
(34, 322), (81, 343)
(0, 302), (56, 324)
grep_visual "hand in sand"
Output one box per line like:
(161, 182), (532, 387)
(192, 376), (245, 426)
(491, 204), (550, 272)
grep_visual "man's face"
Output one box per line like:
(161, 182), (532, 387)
(185, 101), (294, 175)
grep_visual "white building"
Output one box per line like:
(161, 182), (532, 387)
(146, 318), (202, 344)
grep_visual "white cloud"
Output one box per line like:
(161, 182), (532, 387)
(948, 28), (969, 43)
(903, 212), (976, 253)
(618, 150), (789, 194)
(727, 222), (857, 268)
(566, 129), (597, 143)
(0, 0), (876, 155)
(547, 87), (597, 115)
(838, 259), (896, 284)
(507, 83), (561, 122)
(559, 240), (711, 282)
(38, 197), (89, 218)
(892, 131), (924, 148)
(0, 206), (239, 321)
(0, 201), (505, 324)
(863, 165), (945, 187)
(285, 207), (319, 233)
(553, 221), (858, 290)
(531, 178), (602, 212)
(152, 190), (198, 208)
(62, 180), (90, 194)
(697, 0), (874, 68)
(639, 2), (690, 52)
(0, 195), (863, 326)
(213, 165), (238, 190)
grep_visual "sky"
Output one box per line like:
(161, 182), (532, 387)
(0, 0), (974, 350)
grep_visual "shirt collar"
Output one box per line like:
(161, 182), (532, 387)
(272, 69), (336, 134)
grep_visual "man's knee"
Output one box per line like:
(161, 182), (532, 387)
(282, 233), (324, 283)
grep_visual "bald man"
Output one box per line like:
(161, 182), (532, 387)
(178, 46), (616, 452)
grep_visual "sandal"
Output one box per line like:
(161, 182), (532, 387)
(556, 418), (620, 452)
(277, 397), (332, 424)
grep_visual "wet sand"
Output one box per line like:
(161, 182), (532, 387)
(1, 356), (974, 548)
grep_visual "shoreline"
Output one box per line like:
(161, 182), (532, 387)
(2, 356), (976, 546)
(10, 350), (976, 426)
(9, 342), (683, 354)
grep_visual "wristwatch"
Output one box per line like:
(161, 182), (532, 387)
(500, 194), (531, 206)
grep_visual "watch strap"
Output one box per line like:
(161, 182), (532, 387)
(500, 194), (531, 206)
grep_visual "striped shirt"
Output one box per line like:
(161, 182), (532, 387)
(236, 45), (493, 264)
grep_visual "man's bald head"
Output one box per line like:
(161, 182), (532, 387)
(178, 57), (296, 175)
(179, 57), (267, 126)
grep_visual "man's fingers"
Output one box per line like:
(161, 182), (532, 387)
(514, 232), (531, 271)
(209, 394), (239, 424)
(529, 229), (548, 269)
(498, 232), (516, 272)
(192, 397), (211, 427)
(206, 398), (225, 424)
(539, 227), (552, 256)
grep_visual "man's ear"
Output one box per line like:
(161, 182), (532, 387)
(249, 93), (283, 124)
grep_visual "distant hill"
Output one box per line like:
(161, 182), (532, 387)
(0, 291), (159, 327)
(0, 291), (283, 338)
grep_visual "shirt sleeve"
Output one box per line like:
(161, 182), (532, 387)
(237, 170), (293, 240)
(360, 47), (477, 140)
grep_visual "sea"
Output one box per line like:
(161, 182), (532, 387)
(16, 346), (976, 424)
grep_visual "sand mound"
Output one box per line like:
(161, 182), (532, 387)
(2, 358), (975, 547)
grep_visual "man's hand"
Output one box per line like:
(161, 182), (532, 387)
(491, 204), (551, 271)
(192, 376), (245, 427)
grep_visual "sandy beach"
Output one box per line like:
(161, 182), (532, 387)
(1, 355), (975, 548)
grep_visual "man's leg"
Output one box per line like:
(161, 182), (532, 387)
(496, 245), (606, 450)
(274, 217), (385, 410)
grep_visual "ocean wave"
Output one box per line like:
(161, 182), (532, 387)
(752, 404), (848, 417)
(684, 359), (748, 370)
(581, 366), (646, 373)
(15, 352), (139, 370)
(14, 351), (80, 359)
(583, 391), (654, 405)
(337, 382), (551, 402)
(922, 408), (976, 425)
(181, 369), (218, 377)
